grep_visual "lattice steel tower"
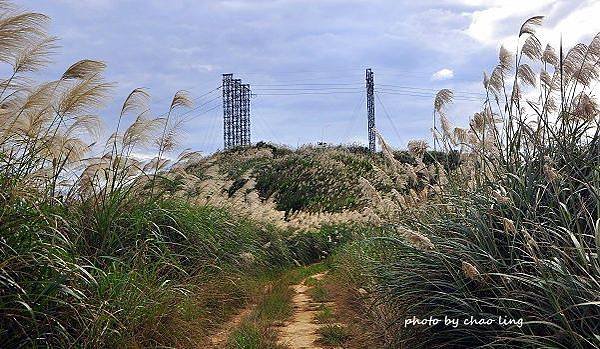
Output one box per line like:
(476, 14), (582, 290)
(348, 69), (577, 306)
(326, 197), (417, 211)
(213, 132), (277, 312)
(240, 84), (251, 146)
(366, 68), (375, 152)
(222, 74), (251, 150)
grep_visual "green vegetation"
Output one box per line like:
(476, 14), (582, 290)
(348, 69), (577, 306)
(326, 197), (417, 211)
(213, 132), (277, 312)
(338, 18), (600, 348)
(315, 306), (334, 324)
(2, 3), (598, 348)
(317, 325), (351, 346)
(200, 142), (458, 214)
(226, 263), (329, 349)
(307, 278), (328, 303)
(0, 4), (350, 347)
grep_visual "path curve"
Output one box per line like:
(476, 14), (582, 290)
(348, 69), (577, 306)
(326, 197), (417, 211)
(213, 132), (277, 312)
(207, 302), (256, 348)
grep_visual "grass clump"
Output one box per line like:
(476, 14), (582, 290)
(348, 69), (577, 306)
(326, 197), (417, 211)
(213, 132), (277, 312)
(317, 325), (351, 346)
(308, 280), (328, 303)
(315, 306), (335, 323)
(342, 18), (600, 348)
(226, 322), (284, 349)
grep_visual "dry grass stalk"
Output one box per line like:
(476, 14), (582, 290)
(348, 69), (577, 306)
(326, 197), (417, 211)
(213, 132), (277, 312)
(461, 261), (480, 280)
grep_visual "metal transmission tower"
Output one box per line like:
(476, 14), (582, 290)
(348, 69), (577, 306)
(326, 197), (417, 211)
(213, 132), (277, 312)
(222, 74), (251, 149)
(233, 78), (242, 147)
(240, 84), (251, 146)
(223, 74), (234, 149)
(366, 68), (376, 152)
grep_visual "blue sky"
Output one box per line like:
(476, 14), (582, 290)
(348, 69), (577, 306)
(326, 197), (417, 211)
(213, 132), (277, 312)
(17, 0), (600, 154)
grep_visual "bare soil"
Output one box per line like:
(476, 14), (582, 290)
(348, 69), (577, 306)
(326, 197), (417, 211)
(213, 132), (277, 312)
(277, 272), (340, 349)
(206, 301), (256, 348)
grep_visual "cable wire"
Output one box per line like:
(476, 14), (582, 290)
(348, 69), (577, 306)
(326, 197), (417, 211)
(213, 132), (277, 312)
(375, 92), (403, 142)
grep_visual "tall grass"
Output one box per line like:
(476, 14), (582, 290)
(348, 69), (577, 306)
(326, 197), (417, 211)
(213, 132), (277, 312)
(0, 3), (353, 347)
(345, 17), (600, 348)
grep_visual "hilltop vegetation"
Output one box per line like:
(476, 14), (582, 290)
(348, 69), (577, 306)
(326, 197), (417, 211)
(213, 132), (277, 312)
(183, 142), (455, 214)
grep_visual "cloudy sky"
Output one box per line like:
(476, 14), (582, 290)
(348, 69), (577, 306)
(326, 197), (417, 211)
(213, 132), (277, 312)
(16, 0), (600, 153)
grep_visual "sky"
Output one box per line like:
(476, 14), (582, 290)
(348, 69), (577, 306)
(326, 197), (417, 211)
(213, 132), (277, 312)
(15, 0), (600, 154)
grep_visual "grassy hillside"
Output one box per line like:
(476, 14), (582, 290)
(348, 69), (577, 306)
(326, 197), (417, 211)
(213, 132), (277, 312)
(182, 142), (454, 214)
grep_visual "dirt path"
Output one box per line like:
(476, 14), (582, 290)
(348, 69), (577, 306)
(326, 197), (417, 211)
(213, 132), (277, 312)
(207, 302), (256, 348)
(277, 272), (336, 349)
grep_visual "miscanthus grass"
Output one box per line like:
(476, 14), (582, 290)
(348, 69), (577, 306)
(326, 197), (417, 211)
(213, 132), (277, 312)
(0, 2), (351, 347)
(346, 16), (600, 348)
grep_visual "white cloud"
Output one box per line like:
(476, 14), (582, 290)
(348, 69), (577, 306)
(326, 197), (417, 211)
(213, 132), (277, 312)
(130, 152), (175, 161)
(346, 135), (368, 146)
(431, 68), (454, 80)
(190, 64), (215, 72)
(462, 0), (599, 49)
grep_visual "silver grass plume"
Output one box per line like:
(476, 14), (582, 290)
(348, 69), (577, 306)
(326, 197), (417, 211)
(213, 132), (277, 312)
(0, 12), (51, 64)
(522, 34), (542, 60)
(375, 130), (400, 171)
(519, 16), (544, 37)
(58, 75), (113, 115)
(482, 71), (489, 89)
(540, 70), (553, 88)
(122, 111), (163, 148)
(66, 114), (102, 139)
(397, 226), (435, 251)
(589, 32), (600, 60)
(407, 139), (427, 161)
(542, 44), (558, 66)
(571, 92), (598, 121)
(12, 35), (57, 73)
(488, 66), (504, 95)
(121, 88), (150, 116)
(61, 59), (106, 80)
(434, 89), (453, 114)
(517, 63), (537, 87)
(169, 90), (193, 111)
(502, 217), (516, 234)
(462, 261), (480, 280)
(453, 127), (469, 144)
(499, 46), (513, 72)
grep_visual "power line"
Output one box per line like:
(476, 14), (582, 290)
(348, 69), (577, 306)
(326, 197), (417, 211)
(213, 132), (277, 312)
(152, 85), (222, 106)
(253, 82), (362, 87)
(375, 92), (403, 143)
(378, 84), (485, 96)
(254, 87), (363, 91)
(342, 94), (365, 143)
(233, 66), (439, 77)
(246, 75), (364, 84)
(156, 86), (222, 118)
(232, 68), (365, 75)
(375, 90), (484, 102)
(196, 105), (222, 151)
(181, 102), (222, 123)
(252, 112), (281, 144)
(178, 94), (222, 120)
(254, 91), (363, 96)
(190, 86), (222, 102)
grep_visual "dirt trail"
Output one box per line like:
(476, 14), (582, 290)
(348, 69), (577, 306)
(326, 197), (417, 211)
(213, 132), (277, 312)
(277, 272), (337, 349)
(207, 302), (256, 348)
